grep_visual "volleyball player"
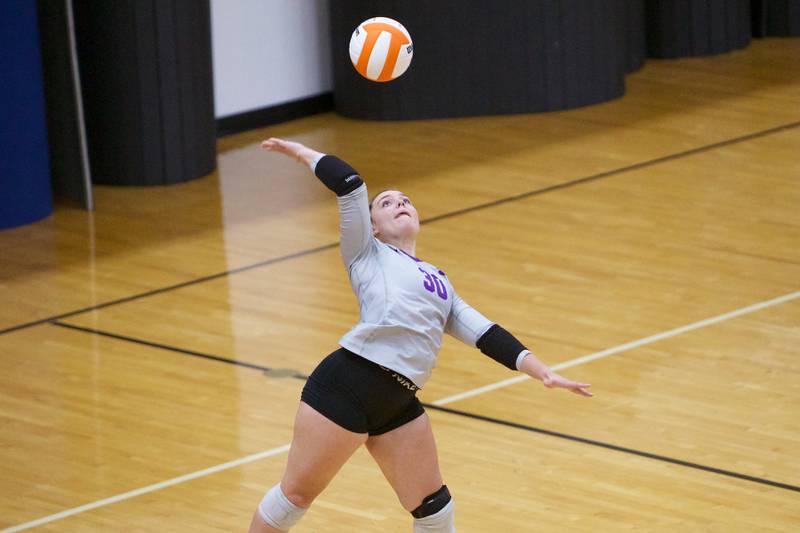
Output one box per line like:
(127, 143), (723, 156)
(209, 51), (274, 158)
(249, 138), (592, 533)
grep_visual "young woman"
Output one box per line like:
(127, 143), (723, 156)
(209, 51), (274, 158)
(249, 138), (592, 533)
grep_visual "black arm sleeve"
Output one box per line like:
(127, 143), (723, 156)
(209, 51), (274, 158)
(475, 324), (527, 371)
(314, 155), (364, 196)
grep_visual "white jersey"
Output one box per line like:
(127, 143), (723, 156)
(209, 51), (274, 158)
(330, 180), (494, 388)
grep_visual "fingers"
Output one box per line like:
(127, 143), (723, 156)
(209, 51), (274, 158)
(572, 386), (594, 398)
(261, 137), (299, 153)
(543, 373), (594, 397)
(261, 138), (309, 166)
(261, 137), (284, 150)
(565, 381), (592, 397)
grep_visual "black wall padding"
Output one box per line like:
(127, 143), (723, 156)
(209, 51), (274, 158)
(624, 0), (648, 73)
(753, 0), (800, 36)
(331, 1), (646, 121)
(73, 0), (215, 186)
(645, 0), (751, 58)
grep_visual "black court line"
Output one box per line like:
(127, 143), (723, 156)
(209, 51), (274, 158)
(423, 403), (800, 494)
(49, 319), (800, 494)
(0, 243), (336, 336)
(3, 119), (798, 338)
(50, 321), (308, 380)
(421, 119), (800, 225)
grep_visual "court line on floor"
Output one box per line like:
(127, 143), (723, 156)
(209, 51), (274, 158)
(420, 120), (800, 226)
(6, 290), (797, 532)
(50, 321), (308, 379)
(431, 289), (800, 406)
(423, 404), (800, 493)
(2, 119), (798, 338)
(0, 243), (338, 337)
(0, 444), (291, 533)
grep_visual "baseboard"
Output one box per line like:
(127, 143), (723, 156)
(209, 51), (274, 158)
(215, 93), (334, 137)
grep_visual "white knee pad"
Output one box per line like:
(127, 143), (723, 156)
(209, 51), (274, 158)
(257, 484), (308, 531)
(413, 499), (455, 533)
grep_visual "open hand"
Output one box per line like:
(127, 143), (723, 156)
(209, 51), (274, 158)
(261, 137), (308, 162)
(261, 137), (326, 169)
(542, 372), (593, 397)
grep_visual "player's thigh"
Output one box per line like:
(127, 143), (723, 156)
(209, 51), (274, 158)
(281, 401), (368, 507)
(365, 412), (443, 511)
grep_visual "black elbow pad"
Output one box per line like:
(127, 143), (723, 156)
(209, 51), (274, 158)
(314, 155), (364, 196)
(476, 324), (527, 371)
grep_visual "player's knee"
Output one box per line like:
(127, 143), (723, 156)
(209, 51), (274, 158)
(411, 485), (455, 533)
(257, 483), (309, 531)
(281, 487), (315, 509)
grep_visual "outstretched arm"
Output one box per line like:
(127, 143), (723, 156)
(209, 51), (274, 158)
(261, 138), (372, 267)
(261, 138), (323, 169)
(446, 293), (593, 397)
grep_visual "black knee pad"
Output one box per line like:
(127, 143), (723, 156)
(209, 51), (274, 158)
(411, 485), (451, 519)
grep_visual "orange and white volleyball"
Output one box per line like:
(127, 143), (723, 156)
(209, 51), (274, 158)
(349, 17), (413, 82)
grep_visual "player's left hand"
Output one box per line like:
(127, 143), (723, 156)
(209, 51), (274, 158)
(542, 372), (593, 397)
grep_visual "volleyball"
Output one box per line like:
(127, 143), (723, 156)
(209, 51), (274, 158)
(349, 17), (413, 82)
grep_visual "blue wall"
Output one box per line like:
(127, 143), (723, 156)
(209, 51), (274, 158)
(0, 0), (53, 229)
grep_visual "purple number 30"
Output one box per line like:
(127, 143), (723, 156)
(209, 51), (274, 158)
(419, 268), (448, 300)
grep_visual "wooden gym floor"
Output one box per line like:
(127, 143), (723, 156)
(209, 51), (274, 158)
(1, 38), (798, 532)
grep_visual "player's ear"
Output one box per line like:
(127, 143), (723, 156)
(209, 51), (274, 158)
(370, 214), (379, 236)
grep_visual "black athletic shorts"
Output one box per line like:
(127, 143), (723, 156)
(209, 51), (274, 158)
(301, 347), (425, 436)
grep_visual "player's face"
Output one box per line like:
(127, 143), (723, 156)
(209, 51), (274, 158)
(371, 190), (420, 240)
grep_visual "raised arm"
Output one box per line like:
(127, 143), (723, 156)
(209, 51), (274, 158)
(261, 138), (372, 267)
(446, 291), (593, 397)
(261, 138), (324, 168)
